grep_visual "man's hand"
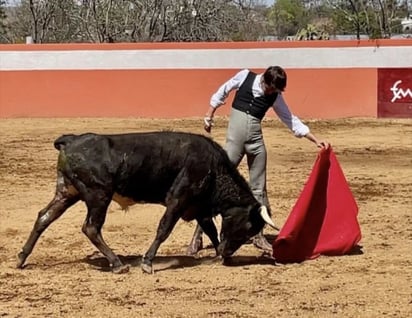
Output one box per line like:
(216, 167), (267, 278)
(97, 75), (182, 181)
(204, 117), (214, 133)
(317, 141), (330, 149)
(305, 132), (330, 150)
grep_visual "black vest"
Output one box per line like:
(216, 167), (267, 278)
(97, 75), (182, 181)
(232, 71), (278, 120)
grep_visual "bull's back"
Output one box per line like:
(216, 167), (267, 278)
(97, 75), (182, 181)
(110, 132), (223, 202)
(54, 131), (228, 204)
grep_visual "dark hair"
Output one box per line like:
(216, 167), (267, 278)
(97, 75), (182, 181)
(263, 66), (287, 92)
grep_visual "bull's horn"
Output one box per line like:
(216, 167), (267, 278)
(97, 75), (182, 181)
(259, 206), (280, 231)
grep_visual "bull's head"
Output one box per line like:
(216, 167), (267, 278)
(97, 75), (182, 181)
(218, 205), (276, 257)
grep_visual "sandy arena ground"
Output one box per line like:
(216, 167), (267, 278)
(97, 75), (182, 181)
(0, 117), (411, 317)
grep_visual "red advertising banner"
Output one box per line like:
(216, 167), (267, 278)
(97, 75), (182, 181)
(378, 68), (412, 118)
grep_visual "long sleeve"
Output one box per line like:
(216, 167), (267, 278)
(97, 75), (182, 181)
(272, 94), (310, 137)
(210, 69), (249, 108)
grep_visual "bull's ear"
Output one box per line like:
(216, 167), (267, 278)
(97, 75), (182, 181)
(259, 206), (280, 231)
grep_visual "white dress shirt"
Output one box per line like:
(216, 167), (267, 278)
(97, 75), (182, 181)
(210, 69), (310, 137)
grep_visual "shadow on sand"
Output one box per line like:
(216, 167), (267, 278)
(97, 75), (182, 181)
(83, 251), (277, 273)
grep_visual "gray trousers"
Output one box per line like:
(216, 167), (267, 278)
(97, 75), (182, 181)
(225, 108), (270, 209)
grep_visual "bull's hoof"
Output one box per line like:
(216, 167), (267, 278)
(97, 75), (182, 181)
(141, 262), (154, 274)
(112, 264), (130, 274)
(16, 252), (26, 269)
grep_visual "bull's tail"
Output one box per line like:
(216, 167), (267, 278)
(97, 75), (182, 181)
(54, 134), (77, 150)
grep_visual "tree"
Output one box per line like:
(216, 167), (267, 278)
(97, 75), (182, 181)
(0, 0), (9, 43)
(267, 0), (309, 39)
(7, 0), (73, 43)
(326, 0), (407, 39)
(3, 0), (410, 42)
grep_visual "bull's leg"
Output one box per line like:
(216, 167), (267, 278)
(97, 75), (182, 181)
(142, 168), (196, 274)
(186, 224), (204, 255)
(141, 197), (182, 274)
(17, 176), (79, 268)
(194, 218), (220, 256)
(82, 194), (129, 274)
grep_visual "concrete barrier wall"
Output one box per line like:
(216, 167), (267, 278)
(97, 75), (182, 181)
(1, 40), (411, 119)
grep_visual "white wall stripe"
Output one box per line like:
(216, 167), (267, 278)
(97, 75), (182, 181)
(1, 47), (411, 70)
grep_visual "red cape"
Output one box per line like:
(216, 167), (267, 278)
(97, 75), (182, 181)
(272, 147), (361, 263)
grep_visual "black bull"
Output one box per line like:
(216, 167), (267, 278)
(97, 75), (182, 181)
(16, 131), (276, 274)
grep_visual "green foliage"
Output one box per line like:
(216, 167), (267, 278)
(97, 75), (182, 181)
(328, 0), (409, 39)
(267, 0), (309, 38)
(295, 23), (330, 40)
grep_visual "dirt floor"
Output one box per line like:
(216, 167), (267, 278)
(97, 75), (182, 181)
(0, 117), (411, 318)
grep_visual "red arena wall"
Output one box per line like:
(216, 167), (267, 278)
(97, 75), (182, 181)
(1, 40), (411, 119)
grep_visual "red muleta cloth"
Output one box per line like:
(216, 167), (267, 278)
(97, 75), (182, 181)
(273, 147), (361, 263)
